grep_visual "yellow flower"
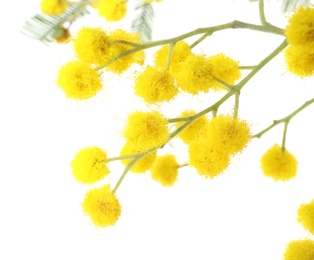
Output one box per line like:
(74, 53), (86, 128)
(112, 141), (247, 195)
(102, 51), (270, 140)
(96, 0), (127, 22)
(57, 61), (102, 100)
(150, 154), (179, 186)
(134, 66), (178, 104)
(205, 115), (251, 155)
(82, 185), (121, 227)
(154, 41), (192, 74)
(73, 27), (109, 66)
(120, 142), (157, 173)
(175, 54), (215, 94)
(176, 110), (209, 144)
(106, 29), (144, 74)
(285, 7), (314, 46)
(297, 199), (314, 235)
(207, 53), (241, 90)
(283, 239), (314, 260)
(71, 147), (109, 184)
(284, 44), (314, 77)
(189, 136), (230, 178)
(260, 144), (298, 181)
(40, 0), (67, 15)
(123, 111), (169, 151)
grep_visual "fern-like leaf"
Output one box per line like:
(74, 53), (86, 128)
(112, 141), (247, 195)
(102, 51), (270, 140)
(280, 0), (311, 12)
(248, 0), (312, 12)
(130, 1), (154, 42)
(21, 3), (89, 44)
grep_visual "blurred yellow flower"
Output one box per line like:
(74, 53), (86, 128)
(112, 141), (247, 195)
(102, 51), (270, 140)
(150, 154), (179, 186)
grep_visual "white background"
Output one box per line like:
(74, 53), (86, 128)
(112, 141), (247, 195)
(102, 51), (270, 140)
(1, 0), (314, 259)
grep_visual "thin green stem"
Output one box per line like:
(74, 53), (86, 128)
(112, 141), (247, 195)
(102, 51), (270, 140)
(282, 121), (289, 150)
(233, 91), (240, 119)
(259, 0), (269, 26)
(190, 31), (213, 49)
(105, 154), (137, 163)
(96, 20), (285, 70)
(252, 97), (314, 139)
(166, 42), (175, 70)
(239, 65), (256, 70)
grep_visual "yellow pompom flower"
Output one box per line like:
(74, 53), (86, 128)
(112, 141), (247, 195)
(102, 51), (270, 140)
(40, 0), (67, 15)
(57, 61), (103, 100)
(106, 29), (144, 74)
(95, 0), (127, 21)
(285, 7), (314, 46)
(73, 27), (109, 66)
(189, 136), (230, 178)
(150, 154), (179, 186)
(283, 239), (314, 260)
(134, 66), (178, 104)
(71, 147), (109, 184)
(175, 54), (215, 94)
(297, 199), (314, 235)
(207, 53), (241, 90)
(120, 142), (157, 173)
(154, 41), (192, 74)
(123, 111), (169, 151)
(284, 44), (314, 77)
(205, 115), (251, 155)
(176, 110), (209, 144)
(260, 144), (298, 181)
(82, 185), (121, 228)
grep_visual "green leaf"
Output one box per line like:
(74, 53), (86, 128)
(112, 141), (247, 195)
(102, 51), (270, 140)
(21, 3), (89, 44)
(130, 1), (154, 42)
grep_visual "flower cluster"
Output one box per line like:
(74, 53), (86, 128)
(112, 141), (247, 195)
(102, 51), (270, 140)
(188, 114), (251, 178)
(57, 27), (143, 100)
(283, 199), (314, 259)
(284, 7), (314, 77)
(70, 146), (121, 228)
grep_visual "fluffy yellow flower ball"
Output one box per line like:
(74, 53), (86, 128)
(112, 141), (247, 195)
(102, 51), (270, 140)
(189, 136), (230, 178)
(120, 142), (157, 173)
(176, 110), (209, 144)
(71, 147), (109, 184)
(95, 0), (127, 22)
(284, 44), (314, 77)
(134, 66), (178, 104)
(260, 144), (298, 181)
(297, 199), (314, 235)
(40, 0), (67, 15)
(205, 115), (251, 155)
(207, 53), (241, 90)
(175, 54), (215, 94)
(150, 154), (179, 186)
(283, 239), (314, 260)
(154, 41), (192, 74)
(82, 185), (121, 227)
(57, 61), (103, 100)
(106, 29), (144, 74)
(73, 27), (109, 66)
(285, 7), (314, 46)
(123, 111), (169, 151)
